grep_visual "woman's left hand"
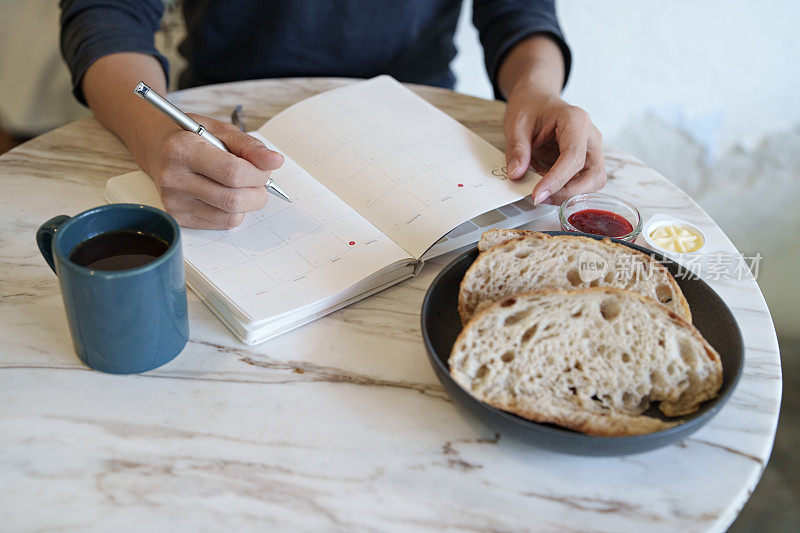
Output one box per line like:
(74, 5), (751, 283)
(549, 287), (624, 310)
(503, 81), (606, 205)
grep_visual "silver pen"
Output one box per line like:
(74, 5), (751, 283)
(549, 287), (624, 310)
(133, 81), (292, 202)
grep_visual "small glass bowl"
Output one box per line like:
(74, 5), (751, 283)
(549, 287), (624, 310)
(558, 193), (642, 242)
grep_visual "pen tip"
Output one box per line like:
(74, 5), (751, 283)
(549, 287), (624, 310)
(267, 181), (292, 202)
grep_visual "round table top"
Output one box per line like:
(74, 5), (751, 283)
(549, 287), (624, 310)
(0, 78), (781, 532)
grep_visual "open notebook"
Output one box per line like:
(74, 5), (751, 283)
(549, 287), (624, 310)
(106, 76), (553, 344)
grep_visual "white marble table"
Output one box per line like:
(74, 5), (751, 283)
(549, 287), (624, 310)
(0, 79), (781, 532)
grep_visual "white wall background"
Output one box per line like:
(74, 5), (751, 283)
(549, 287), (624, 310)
(455, 1), (800, 156)
(0, 2), (89, 134)
(453, 0), (800, 336)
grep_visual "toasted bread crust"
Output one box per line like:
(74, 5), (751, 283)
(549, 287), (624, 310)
(459, 231), (691, 324)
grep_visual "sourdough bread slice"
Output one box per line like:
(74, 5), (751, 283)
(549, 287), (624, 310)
(460, 232), (691, 324)
(477, 228), (547, 252)
(449, 288), (723, 436)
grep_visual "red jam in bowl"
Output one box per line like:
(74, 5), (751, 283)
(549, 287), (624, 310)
(567, 209), (634, 238)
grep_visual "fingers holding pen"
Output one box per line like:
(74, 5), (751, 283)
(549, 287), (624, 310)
(208, 119), (285, 171)
(181, 135), (273, 188)
(159, 167), (269, 214)
(136, 87), (284, 229)
(165, 194), (247, 230)
(154, 128), (271, 229)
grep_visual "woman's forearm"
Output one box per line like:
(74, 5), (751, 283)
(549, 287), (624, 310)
(81, 52), (171, 172)
(496, 35), (566, 100)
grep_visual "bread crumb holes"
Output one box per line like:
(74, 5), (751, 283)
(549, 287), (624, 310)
(520, 324), (538, 343)
(656, 283), (673, 303)
(600, 299), (621, 320)
(566, 268), (581, 286)
(622, 392), (635, 406)
(504, 308), (531, 326)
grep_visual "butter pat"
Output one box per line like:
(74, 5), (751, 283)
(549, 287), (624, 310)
(649, 225), (704, 253)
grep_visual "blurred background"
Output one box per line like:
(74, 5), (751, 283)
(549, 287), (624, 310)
(0, 1), (796, 529)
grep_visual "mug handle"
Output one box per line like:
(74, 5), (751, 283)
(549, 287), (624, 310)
(36, 215), (71, 274)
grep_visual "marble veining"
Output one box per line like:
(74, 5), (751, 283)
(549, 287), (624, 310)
(0, 79), (781, 532)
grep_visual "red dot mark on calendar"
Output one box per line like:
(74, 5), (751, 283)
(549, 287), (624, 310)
(457, 183), (464, 187)
(349, 241), (356, 246)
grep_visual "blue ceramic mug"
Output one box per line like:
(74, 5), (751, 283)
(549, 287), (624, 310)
(36, 204), (189, 374)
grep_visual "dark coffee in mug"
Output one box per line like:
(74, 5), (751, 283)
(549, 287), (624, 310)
(69, 230), (169, 270)
(37, 204), (189, 374)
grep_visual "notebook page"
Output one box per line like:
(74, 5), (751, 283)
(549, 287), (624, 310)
(106, 144), (411, 322)
(258, 75), (539, 259)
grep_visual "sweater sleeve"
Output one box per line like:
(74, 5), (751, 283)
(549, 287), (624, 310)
(472, 0), (572, 100)
(59, 0), (168, 105)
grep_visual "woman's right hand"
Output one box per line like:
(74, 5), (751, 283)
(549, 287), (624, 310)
(135, 113), (284, 229)
(80, 53), (285, 230)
